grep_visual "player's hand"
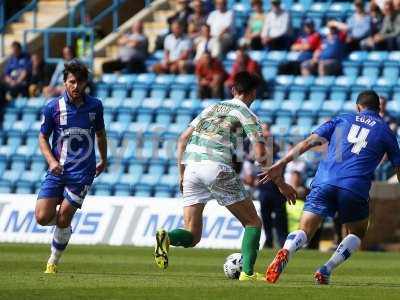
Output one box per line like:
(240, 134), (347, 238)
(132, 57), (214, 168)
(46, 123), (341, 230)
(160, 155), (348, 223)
(95, 159), (107, 177)
(258, 162), (285, 185)
(277, 182), (297, 205)
(49, 160), (63, 176)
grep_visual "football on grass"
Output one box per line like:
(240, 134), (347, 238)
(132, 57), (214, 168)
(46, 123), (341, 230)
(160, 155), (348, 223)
(223, 253), (243, 279)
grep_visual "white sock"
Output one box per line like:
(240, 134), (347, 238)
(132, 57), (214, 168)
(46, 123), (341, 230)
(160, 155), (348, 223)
(47, 226), (72, 265)
(324, 234), (361, 273)
(283, 230), (308, 257)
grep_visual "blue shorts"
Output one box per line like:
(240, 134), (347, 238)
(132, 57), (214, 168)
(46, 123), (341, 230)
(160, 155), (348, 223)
(304, 184), (369, 224)
(37, 172), (94, 209)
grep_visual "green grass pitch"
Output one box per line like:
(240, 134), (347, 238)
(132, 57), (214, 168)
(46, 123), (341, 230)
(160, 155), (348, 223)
(1, 243), (400, 300)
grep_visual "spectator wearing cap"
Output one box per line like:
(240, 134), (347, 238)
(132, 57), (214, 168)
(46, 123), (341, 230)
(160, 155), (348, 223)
(224, 46), (262, 98)
(361, 0), (400, 50)
(301, 23), (344, 76)
(152, 20), (192, 74)
(2, 41), (31, 100)
(261, 0), (291, 50)
(206, 0), (235, 54)
(195, 51), (226, 99)
(243, 0), (266, 50)
(329, 0), (371, 51)
(279, 18), (321, 75)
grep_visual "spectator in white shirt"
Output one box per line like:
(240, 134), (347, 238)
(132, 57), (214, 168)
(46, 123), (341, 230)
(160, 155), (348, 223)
(261, 0), (291, 50)
(206, 0), (234, 54)
(194, 24), (222, 61)
(152, 20), (192, 74)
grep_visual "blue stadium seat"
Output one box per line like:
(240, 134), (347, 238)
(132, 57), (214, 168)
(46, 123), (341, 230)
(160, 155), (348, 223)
(293, 76), (315, 87)
(13, 97), (28, 109)
(271, 86), (286, 101)
(367, 51), (388, 62)
(299, 98), (324, 114)
(139, 159), (165, 185)
(101, 73), (118, 84)
(342, 61), (360, 78)
(361, 62), (380, 79)
(2, 107), (19, 130)
(0, 131), (23, 156)
(103, 97), (123, 111)
(20, 155), (46, 183)
(148, 108), (173, 133)
(267, 51), (287, 62)
(259, 98), (283, 112)
(15, 180), (32, 194)
(16, 130), (38, 156)
(131, 84), (148, 100)
(120, 158), (145, 184)
(342, 99), (356, 112)
(95, 83), (109, 99)
(111, 84), (129, 98)
(298, 0), (313, 10)
(281, 98), (303, 112)
(180, 98), (201, 111)
(275, 75), (294, 86)
(326, 2), (352, 20)
(288, 86), (307, 101)
(262, 61), (279, 81)
(290, 4), (306, 29)
(128, 108), (153, 133)
(334, 76), (356, 88)
(382, 62), (399, 80)
(108, 120), (130, 135)
(329, 87), (349, 102)
(354, 76), (375, 88)
(272, 111), (292, 136)
(120, 97), (142, 110)
(174, 74), (196, 87)
(154, 184), (172, 198)
(141, 97), (163, 109)
(388, 51), (400, 62)
(120, 132), (140, 159)
(169, 86), (187, 103)
(93, 183), (113, 196)
(307, 3), (329, 29)
(2, 155), (26, 183)
(150, 86), (168, 100)
(158, 133), (178, 160)
(113, 183), (132, 196)
(314, 76), (335, 87)
(0, 179), (12, 193)
(309, 86), (328, 102)
(13, 107), (38, 132)
(349, 51), (368, 62)
(392, 87), (400, 101)
(135, 73), (156, 86)
(321, 99), (345, 112)
(134, 184), (153, 197)
(139, 133), (162, 159)
(26, 97), (46, 109)
(117, 74), (137, 85)
(387, 100), (400, 115)
(249, 50), (267, 63)
(286, 51), (300, 62)
(0, 154), (7, 174)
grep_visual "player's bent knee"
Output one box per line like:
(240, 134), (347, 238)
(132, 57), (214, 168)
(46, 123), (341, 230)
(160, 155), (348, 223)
(35, 210), (53, 226)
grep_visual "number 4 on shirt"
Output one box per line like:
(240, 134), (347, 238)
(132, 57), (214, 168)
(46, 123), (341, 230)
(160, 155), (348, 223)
(347, 124), (370, 155)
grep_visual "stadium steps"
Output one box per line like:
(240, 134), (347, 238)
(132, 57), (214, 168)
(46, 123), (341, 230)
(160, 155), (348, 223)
(93, 0), (172, 75)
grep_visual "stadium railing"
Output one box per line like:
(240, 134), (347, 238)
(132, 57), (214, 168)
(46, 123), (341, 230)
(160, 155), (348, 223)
(0, 0), (38, 56)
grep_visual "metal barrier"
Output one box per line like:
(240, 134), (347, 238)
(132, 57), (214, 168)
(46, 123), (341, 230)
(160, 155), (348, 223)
(23, 27), (95, 67)
(0, 0), (38, 56)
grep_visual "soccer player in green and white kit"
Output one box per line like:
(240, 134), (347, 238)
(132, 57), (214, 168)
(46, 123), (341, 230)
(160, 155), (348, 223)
(154, 71), (296, 281)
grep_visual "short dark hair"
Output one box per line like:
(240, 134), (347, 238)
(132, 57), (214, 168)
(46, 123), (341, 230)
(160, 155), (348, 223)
(356, 90), (380, 112)
(63, 59), (89, 82)
(11, 41), (22, 50)
(233, 71), (260, 95)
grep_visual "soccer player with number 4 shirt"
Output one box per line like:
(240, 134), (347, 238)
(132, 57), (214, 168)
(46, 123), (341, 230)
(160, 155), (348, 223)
(260, 90), (400, 284)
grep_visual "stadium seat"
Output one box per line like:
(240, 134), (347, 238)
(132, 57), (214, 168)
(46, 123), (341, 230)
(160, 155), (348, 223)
(150, 86), (168, 100)
(1, 155), (26, 183)
(309, 86), (328, 102)
(16, 130), (38, 156)
(20, 155), (46, 183)
(128, 108), (153, 133)
(13, 97), (28, 109)
(0, 179), (12, 193)
(321, 99), (345, 112)
(15, 180), (32, 194)
(288, 86), (307, 101)
(13, 107), (38, 132)
(327, 2), (352, 20)
(131, 84), (148, 100)
(103, 97), (123, 111)
(293, 76), (315, 87)
(367, 51), (388, 62)
(93, 183), (113, 196)
(382, 62), (399, 80)
(111, 84), (129, 98)
(281, 98), (303, 112)
(361, 62), (380, 79)
(113, 183), (132, 196)
(169, 86), (187, 103)
(134, 184), (153, 197)
(262, 61), (279, 81)
(120, 132), (140, 159)
(349, 51), (368, 62)
(101, 73), (118, 84)
(148, 108), (173, 133)
(0, 131), (23, 156)
(154, 184), (172, 198)
(386, 100), (400, 115)
(271, 86), (287, 101)
(342, 61), (360, 78)
(117, 74), (137, 85)
(299, 98), (324, 114)
(259, 98), (283, 113)
(26, 97), (46, 109)
(0, 154), (7, 174)
(95, 83), (109, 99)
(2, 107), (19, 130)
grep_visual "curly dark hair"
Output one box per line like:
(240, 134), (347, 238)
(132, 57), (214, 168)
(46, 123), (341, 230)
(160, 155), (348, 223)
(63, 58), (89, 82)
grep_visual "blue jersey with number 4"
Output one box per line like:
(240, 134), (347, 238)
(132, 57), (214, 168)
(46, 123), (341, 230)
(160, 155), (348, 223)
(312, 110), (400, 199)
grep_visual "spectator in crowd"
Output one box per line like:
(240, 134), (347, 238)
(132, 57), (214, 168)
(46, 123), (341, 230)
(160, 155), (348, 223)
(243, 0), (266, 50)
(194, 24), (222, 61)
(361, 0), (400, 50)
(261, 0), (291, 50)
(207, 0), (234, 54)
(76, 13), (105, 59)
(29, 53), (50, 97)
(44, 46), (74, 98)
(301, 23), (344, 76)
(328, 0), (371, 51)
(152, 20), (192, 74)
(369, 0), (384, 35)
(224, 46), (262, 97)
(2, 41), (31, 100)
(379, 96), (398, 132)
(155, 0), (193, 50)
(279, 18), (321, 75)
(394, 0), (400, 10)
(102, 21), (148, 74)
(242, 123), (288, 248)
(188, 0), (207, 40)
(284, 142), (307, 184)
(195, 51), (226, 99)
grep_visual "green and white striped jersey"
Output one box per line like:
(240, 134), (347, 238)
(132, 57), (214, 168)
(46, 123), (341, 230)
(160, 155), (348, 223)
(183, 98), (264, 166)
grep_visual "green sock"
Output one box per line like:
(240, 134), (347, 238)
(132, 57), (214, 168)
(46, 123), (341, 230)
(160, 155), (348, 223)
(168, 228), (194, 248)
(241, 226), (261, 275)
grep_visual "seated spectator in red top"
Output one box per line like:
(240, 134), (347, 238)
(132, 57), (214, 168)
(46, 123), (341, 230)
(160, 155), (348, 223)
(301, 23), (344, 76)
(224, 46), (262, 98)
(195, 51), (226, 99)
(279, 19), (321, 75)
(2, 41), (31, 100)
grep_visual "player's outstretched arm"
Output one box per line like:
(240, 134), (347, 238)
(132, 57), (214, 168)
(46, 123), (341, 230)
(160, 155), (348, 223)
(177, 126), (195, 192)
(259, 133), (327, 185)
(95, 129), (107, 177)
(38, 133), (63, 176)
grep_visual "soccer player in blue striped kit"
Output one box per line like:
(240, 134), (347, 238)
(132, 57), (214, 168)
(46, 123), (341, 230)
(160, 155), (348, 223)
(261, 90), (400, 284)
(34, 59), (108, 273)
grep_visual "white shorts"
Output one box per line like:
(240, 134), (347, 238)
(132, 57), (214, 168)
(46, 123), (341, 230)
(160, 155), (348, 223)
(182, 162), (249, 207)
